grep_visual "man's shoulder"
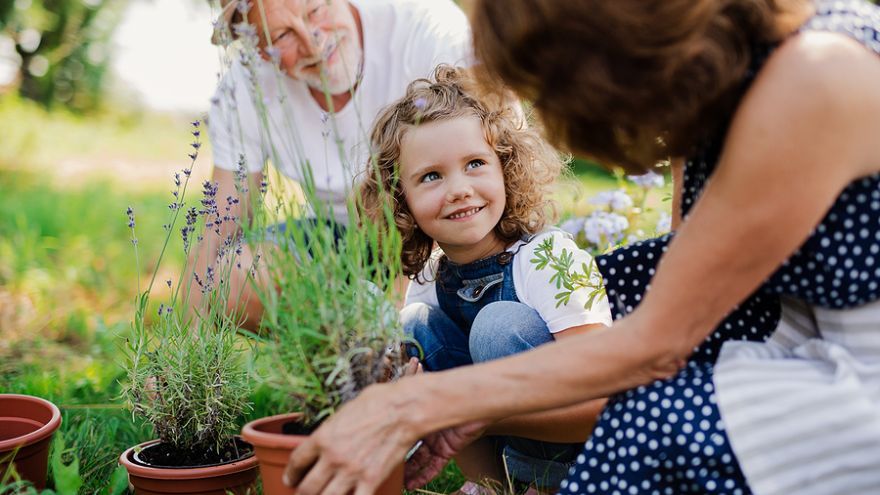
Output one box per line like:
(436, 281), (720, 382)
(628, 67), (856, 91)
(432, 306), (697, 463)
(216, 55), (278, 94)
(355, 0), (465, 28)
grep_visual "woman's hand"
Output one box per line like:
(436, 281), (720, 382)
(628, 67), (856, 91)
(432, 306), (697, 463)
(283, 382), (421, 495)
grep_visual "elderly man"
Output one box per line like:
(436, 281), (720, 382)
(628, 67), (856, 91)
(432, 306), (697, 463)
(193, 0), (470, 325)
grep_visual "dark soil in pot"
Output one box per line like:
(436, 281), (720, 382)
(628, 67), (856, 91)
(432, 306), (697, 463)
(281, 419), (318, 436)
(132, 437), (253, 468)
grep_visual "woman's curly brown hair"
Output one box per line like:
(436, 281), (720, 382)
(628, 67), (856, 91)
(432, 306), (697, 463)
(470, 0), (810, 174)
(358, 65), (563, 279)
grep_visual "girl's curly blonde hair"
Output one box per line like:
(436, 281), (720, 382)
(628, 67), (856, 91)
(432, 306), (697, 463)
(358, 65), (564, 279)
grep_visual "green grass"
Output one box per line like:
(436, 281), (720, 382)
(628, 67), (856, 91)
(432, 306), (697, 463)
(0, 166), (168, 493)
(0, 96), (197, 169)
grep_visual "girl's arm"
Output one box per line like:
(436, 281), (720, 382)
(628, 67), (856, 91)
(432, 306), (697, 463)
(284, 32), (880, 495)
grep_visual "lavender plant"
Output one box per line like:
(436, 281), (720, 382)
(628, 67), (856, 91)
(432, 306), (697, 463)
(247, 166), (410, 427)
(534, 168), (672, 310)
(121, 122), (253, 461)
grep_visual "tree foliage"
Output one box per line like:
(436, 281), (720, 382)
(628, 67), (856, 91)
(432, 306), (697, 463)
(1, 0), (125, 112)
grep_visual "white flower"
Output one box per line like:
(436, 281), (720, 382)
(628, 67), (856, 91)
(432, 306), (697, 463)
(627, 171), (665, 189)
(656, 212), (672, 234)
(560, 217), (586, 237)
(590, 189), (634, 212)
(583, 211), (629, 246)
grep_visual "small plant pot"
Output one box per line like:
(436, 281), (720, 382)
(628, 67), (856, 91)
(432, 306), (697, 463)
(119, 437), (259, 495)
(0, 394), (62, 489)
(242, 412), (404, 495)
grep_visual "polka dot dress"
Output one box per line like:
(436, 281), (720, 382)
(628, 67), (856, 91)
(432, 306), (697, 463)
(561, 362), (748, 495)
(562, 2), (880, 492)
(596, 235), (780, 363)
(562, 238), (779, 495)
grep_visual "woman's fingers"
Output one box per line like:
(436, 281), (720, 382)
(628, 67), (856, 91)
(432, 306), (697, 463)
(319, 470), (360, 495)
(283, 383), (420, 495)
(283, 436), (320, 489)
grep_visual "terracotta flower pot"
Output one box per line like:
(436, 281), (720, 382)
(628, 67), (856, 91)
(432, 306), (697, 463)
(119, 437), (259, 495)
(242, 412), (404, 495)
(0, 394), (62, 489)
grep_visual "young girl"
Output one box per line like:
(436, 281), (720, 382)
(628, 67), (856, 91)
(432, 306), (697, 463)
(359, 65), (613, 491)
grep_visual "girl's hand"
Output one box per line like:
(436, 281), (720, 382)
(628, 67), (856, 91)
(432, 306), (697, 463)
(403, 356), (422, 377)
(404, 420), (489, 490)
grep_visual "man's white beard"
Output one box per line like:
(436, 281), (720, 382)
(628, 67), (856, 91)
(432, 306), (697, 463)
(297, 36), (362, 96)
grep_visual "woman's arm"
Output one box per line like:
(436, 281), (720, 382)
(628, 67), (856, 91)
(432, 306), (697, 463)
(482, 323), (607, 443)
(284, 32), (880, 495)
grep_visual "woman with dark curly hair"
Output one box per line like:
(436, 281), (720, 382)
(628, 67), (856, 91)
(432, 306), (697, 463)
(284, 1), (880, 494)
(359, 65), (612, 491)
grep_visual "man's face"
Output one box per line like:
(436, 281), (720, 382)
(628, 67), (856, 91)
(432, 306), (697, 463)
(248, 0), (362, 94)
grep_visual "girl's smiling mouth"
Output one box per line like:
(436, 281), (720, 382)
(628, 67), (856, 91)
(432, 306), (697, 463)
(445, 206), (485, 220)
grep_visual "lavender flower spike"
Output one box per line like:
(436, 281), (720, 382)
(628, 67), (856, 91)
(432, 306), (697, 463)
(126, 206), (136, 228)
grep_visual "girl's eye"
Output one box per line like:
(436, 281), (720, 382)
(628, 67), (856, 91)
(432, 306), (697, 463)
(420, 172), (440, 183)
(466, 159), (486, 170)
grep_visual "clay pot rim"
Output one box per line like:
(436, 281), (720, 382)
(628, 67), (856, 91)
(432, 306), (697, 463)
(0, 394), (62, 452)
(241, 412), (307, 449)
(119, 437), (258, 479)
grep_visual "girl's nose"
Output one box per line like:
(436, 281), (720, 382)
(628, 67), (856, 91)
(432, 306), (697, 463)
(446, 180), (474, 202)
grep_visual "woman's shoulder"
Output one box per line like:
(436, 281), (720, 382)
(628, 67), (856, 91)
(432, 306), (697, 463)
(759, 26), (879, 104)
(736, 28), (880, 177)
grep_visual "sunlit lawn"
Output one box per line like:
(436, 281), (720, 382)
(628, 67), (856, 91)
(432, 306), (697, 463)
(0, 97), (670, 493)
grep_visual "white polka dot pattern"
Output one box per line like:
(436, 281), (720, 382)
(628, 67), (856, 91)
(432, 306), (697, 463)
(562, 362), (750, 494)
(597, 235), (779, 362)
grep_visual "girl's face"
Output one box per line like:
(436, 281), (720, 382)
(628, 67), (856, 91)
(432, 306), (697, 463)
(399, 115), (507, 264)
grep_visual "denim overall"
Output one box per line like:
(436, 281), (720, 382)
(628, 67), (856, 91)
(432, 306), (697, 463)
(402, 239), (582, 488)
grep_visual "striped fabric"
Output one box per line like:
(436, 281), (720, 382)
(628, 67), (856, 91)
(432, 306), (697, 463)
(714, 298), (880, 495)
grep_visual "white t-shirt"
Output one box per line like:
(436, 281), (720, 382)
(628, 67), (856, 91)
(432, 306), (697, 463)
(208, 0), (471, 220)
(405, 230), (614, 333)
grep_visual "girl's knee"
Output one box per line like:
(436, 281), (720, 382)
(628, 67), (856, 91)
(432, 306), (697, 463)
(401, 302), (433, 328)
(470, 301), (552, 363)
